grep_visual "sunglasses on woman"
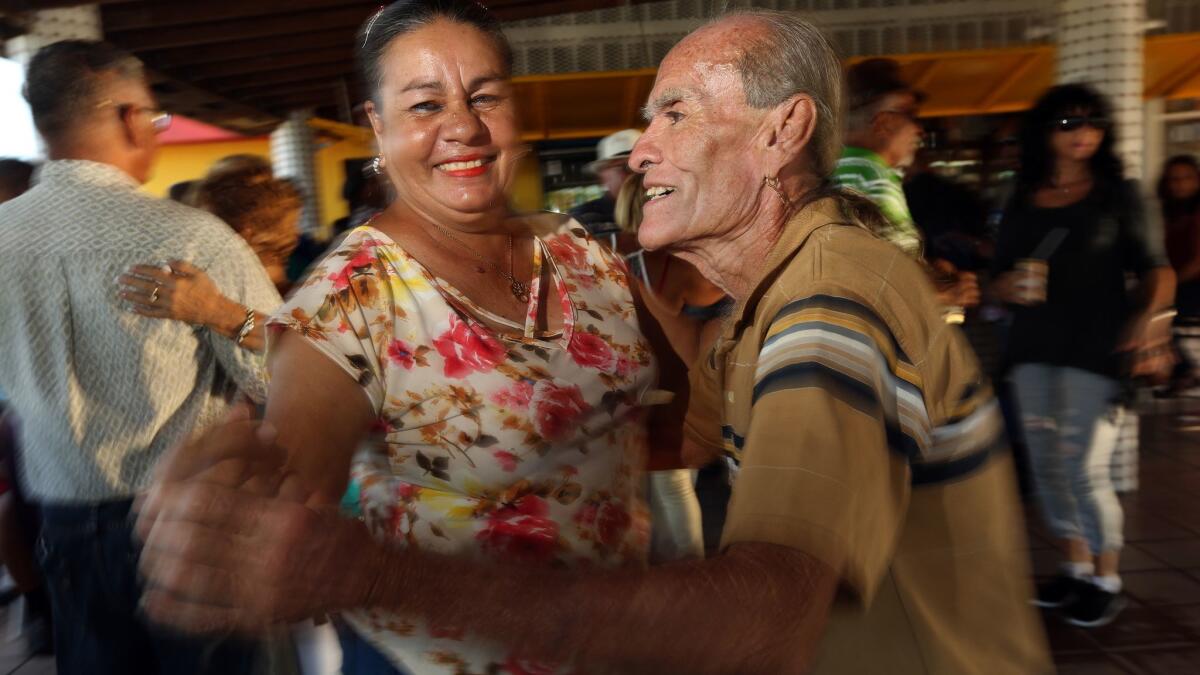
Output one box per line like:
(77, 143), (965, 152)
(1052, 115), (1111, 132)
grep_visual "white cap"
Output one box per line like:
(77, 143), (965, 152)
(584, 129), (642, 174)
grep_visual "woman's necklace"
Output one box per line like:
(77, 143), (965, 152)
(428, 223), (530, 302)
(1052, 175), (1091, 195)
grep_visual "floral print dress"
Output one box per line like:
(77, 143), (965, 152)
(267, 216), (656, 674)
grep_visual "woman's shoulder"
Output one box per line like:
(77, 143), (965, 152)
(516, 210), (588, 240)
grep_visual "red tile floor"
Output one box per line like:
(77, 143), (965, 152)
(1032, 404), (1200, 674)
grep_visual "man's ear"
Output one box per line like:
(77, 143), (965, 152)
(762, 94), (818, 176)
(122, 106), (150, 151)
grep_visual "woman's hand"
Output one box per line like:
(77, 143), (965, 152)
(990, 271), (1031, 306)
(1117, 311), (1177, 383)
(118, 261), (224, 326)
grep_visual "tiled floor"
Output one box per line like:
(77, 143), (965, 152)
(2, 406), (1200, 674)
(1031, 402), (1200, 674)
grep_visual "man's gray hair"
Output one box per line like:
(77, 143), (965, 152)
(24, 40), (145, 141)
(719, 9), (844, 177)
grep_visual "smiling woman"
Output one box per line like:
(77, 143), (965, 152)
(134, 2), (690, 674)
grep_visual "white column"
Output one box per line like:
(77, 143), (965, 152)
(270, 110), (323, 237)
(1056, 0), (1146, 180)
(4, 5), (103, 67)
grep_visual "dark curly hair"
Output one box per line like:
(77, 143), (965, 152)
(356, 0), (512, 107)
(1016, 83), (1124, 193)
(193, 171), (303, 266)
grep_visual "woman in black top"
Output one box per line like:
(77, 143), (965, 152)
(992, 84), (1176, 628)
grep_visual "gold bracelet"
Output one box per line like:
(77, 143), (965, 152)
(235, 308), (256, 345)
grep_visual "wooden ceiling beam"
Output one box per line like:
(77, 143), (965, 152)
(140, 29), (353, 69)
(101, 0), (373, 31)
(230, 81), (343, 100)
(104, 6), (371, 51)
(183, 47), (352, 82)
(0, 0), (130, 10)
(203, 62), (355, 92)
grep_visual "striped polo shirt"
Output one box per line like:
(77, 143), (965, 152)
(685, 196), (1050, 674)
(831, 146), (924, 258)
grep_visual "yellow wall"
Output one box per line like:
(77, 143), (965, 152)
(313, 136), (375, 235)
(143, 139), (270, 199)
(511, 152), (544, 212)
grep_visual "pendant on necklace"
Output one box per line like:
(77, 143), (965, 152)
(510, 280), (530, 302)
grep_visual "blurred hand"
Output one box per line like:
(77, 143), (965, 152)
(134, 407), (370, 634)
(990, 271), (1033, 306)
(118, 260), (224, 326)
(1117, 312), (1177, 384)
(953, 272), (980, 308)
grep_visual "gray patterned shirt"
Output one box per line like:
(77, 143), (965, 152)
(0, 160), (282, 502)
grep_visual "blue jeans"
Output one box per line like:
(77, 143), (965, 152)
(1011, 364), (1124, 554)
(35, 499), (260, 675)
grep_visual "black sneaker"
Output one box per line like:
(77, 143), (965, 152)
(1064, 584), (1128, 628)
(1031, 574), (1088, 608)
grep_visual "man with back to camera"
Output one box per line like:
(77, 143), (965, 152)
(0, 40), (280, 674)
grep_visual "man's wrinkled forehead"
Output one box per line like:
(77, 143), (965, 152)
(646, 36), (745, 116)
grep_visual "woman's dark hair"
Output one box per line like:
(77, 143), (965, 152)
(356, 0), (513, 105)
(1016, 83), (1124, 192)
(193, 171), (303, 265)
(1157, 154), (1200, 220)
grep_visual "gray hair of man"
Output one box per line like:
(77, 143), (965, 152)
(23, 40), (145, 142)
(715, 8), (844, 178)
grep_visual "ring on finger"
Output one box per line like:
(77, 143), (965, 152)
(150, 283), (161, 305)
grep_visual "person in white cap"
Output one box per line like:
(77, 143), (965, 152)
(570, 128), (642, 239)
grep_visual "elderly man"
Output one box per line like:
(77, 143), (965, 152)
(135, 11), (1049, 674)
(0, 41), (279, 673)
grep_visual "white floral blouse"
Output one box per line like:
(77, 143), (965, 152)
(268, 216), (655, 674)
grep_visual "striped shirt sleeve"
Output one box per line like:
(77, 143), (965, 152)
(832, 158), (924, 258)
(720, 293), (912, 601)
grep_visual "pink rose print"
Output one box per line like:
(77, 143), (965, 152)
(545, 235), (588, 269)
(615, 355), (634, 377)
(595, 501), (632, 547)
(327, 242), (377, 291)
(489, 380), (534, 409)
(476, 495), (559, 563)
(567, 331), (616, 372)
(493, 450), (519, 472)
(433, 314), (507, 378)
(529, 380), (590, 441)
(575, 499), (633, 548)
(386, 338), (416, 369)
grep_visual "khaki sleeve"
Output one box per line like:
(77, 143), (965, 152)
(719, 292), (914, 604)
